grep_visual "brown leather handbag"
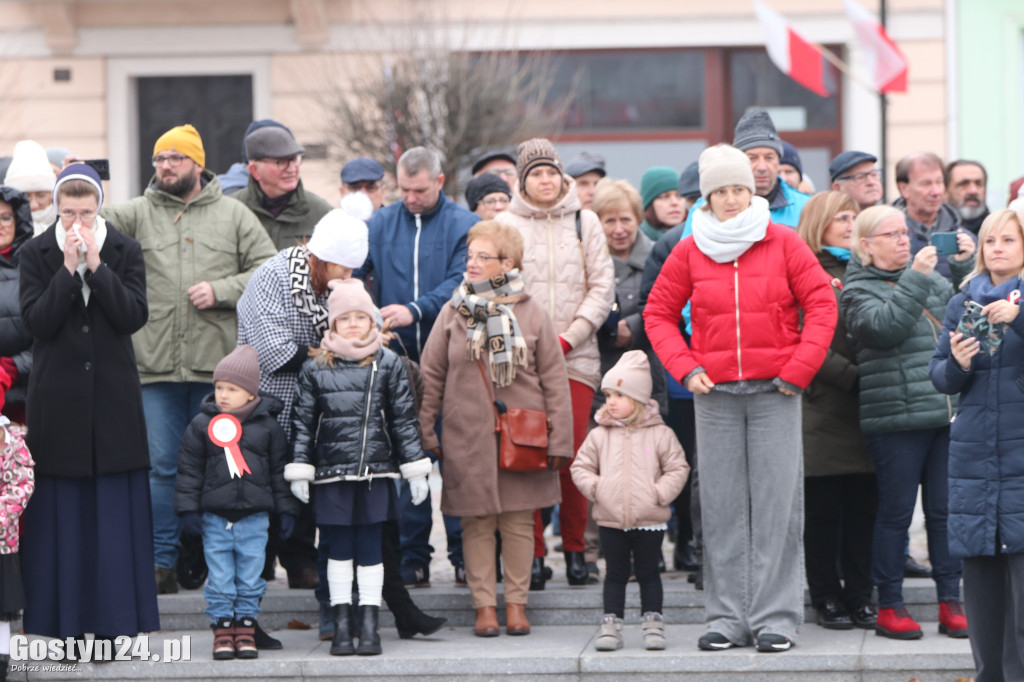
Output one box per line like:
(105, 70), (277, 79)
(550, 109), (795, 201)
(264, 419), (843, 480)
(476, 360), (550, 472)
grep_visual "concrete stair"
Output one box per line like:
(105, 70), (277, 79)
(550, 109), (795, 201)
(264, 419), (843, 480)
(8, 574), (976, 681)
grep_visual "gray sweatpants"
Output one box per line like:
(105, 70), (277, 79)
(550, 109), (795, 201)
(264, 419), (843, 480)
(694, 389), (804, 644)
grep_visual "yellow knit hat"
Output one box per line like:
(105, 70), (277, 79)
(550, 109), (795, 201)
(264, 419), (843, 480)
(153, 124), (205, 167)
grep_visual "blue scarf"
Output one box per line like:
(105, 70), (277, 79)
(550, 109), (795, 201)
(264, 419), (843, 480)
(823, 246), (851, 262)
(966, 273), (1021, 304)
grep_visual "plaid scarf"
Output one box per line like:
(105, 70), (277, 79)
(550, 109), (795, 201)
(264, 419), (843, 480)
(451, 269), (527, 387)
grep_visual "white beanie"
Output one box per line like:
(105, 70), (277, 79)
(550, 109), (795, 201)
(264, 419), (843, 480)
(4, 140), (57, 193)
(307, 209), (368, 268)
(698, 144), (755, 201)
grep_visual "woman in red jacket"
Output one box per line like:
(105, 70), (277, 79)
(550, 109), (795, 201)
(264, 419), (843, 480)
(644, 144), (837, 652)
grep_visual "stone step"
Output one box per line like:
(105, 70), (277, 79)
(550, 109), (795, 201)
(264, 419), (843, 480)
(7, 621), (975, 682)
(154, 574), (956, 631)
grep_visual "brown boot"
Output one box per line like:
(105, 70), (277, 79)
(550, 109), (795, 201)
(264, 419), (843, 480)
(233, 616), (258, 659)
(211, 618), (235, 660)
(506, 603), (530, 636)
(473, 606), (500, 637)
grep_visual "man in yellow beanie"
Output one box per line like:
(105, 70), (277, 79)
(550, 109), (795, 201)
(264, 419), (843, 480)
(103, 123), (277, 600)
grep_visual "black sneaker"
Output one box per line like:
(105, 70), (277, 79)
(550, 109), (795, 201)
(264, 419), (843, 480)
(816, 597), (854, 630)
(401, 564), (430, 588)
(903, 554), (932, 579)
(756, 633), (793, 653)
(698, 632), (735, 651)
(454, 565), (467, 587)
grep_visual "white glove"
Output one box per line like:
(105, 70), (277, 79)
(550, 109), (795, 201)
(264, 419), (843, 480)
(290, 479), (309, 504)
(408, 476), (429, 506)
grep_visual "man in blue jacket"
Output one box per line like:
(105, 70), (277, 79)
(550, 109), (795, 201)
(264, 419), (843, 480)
(357, 146), (478, 587)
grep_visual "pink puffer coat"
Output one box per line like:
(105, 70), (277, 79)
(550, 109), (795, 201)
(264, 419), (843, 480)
(495, 179), (615, 389)
(0, 424), (34, 555)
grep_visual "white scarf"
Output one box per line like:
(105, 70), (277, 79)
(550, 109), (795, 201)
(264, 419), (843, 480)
(691, 195), (771, 263)
(55, 216), (108, 304)
(31, 203), (57, 238)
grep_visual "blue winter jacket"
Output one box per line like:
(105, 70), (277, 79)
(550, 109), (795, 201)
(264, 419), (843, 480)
(357, 193), (478, 361)
(930, 274), (1024, 559)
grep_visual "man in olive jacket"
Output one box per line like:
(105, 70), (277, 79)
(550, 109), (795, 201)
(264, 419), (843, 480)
(102, 124), (277, 593)
(228, 122), (333, 250)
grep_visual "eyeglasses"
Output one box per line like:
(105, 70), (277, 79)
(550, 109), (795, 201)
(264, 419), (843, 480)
(152, 154), (189, 168)
(58, 210), (97, 221)
(481, 197), (510, 208)
(462, 253), (505, 265)
(867, 229), (909, 242)
(346, 180), (381, 192)
(0, 214), (14, 225)
(837, 169), (881, 184)
(259, 155), (302, 170)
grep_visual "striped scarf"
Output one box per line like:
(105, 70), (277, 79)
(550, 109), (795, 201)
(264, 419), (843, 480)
(451, 269), (527, 387)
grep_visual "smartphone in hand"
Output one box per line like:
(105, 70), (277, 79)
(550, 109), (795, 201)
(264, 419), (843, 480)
(930, 232), (958, 256)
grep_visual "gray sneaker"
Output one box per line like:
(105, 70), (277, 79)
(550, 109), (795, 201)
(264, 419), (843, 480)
(642, 612), (666, 650)
(594, 614), (623, 651)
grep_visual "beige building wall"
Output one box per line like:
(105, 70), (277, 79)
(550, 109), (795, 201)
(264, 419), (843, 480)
(0, 0), (949, 203)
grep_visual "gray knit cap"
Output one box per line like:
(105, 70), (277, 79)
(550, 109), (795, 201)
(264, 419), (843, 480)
(214, 345), (261, 396)
(733, 109), (783, 156)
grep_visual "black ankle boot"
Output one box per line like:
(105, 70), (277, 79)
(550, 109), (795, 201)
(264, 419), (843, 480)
(530, 557), (547, 591)
(329, 604), (355, 656)
(395, 606), (448, 639)
(355, 605), (382, 656)
(565, 551), (588, 586)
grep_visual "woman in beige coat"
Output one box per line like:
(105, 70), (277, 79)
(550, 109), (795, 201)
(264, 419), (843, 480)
(494, 138), (615, 588)
(419, 221), (573, 638)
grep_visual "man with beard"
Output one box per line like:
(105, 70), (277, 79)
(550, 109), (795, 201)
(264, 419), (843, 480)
(103, 124), (277, 596)
(945, 160), (990, 234)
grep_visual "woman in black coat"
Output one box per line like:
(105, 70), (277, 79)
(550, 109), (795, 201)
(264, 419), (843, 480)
(0, 186), (35, 423)
(18, 164), (159, 640)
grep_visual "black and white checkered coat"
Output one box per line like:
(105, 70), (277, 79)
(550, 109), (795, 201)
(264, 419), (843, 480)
(237, 247), (328, 439)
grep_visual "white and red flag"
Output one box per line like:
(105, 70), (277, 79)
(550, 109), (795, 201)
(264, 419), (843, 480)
(843, 0), (908, 93)
(753, 0), (834, 97)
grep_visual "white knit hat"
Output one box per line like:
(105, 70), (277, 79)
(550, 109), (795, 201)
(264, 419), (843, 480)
(306, 208), (368, 268)
(4, 140), (56, 193)
(698, 144), (755, 201)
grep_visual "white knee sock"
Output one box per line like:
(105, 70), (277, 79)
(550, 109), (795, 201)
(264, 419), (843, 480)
(0, 620), (10, 655)
(356, 563), (384, 607)
(327, 559), (354, 607)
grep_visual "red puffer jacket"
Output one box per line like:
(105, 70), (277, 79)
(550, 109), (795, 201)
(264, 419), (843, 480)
(644, 223), (836, 390)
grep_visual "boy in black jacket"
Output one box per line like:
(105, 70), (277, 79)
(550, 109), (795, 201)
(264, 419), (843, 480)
(175, 344), (297, 660)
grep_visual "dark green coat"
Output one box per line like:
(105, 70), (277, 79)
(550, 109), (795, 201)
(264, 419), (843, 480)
(801, 252), (872, 476)
(840, 254), (956, 434)
(230, 176), (333, 250)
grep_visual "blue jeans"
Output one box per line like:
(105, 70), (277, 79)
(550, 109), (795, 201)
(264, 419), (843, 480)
(202, 512), (269, 623)
(397, 458), (463, 571)
(866, 427), (962, 608)
(143, 382), (208, 569)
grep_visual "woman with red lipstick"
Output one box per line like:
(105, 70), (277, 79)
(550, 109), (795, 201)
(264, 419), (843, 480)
(644, 144), (837, 652)
(841, 205), (965, 640)
(795, 192), (877, 631)
(495, 139), (615, 589)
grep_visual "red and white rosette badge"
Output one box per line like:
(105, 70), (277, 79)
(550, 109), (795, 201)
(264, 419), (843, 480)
(208, 414), (252, 478)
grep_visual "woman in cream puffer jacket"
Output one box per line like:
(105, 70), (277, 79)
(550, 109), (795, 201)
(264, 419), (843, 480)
(494, 138), (615, 586)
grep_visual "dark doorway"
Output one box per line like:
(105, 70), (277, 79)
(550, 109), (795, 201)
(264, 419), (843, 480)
(136, 75), (253, 195)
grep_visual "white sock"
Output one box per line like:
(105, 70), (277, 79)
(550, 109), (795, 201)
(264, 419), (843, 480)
(0, 620), (10, 655)
(356, 563), (384, 607)
(327, 559), (353, 607)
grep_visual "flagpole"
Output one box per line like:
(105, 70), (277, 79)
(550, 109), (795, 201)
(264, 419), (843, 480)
(879, 0), (889, 203)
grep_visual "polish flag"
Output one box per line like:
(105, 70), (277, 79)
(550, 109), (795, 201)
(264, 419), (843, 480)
(753, 1), (833, 98)
(843, 0), (908, 93)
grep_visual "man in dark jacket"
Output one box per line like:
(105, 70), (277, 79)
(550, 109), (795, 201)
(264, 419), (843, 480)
(230, 123), (333, 250)
(356, 146), (478, 587)
(945, 159), (990, 235)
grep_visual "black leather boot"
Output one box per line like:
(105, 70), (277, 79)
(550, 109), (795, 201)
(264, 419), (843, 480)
(530, 557), (547, 591)
(395, 607), (448, 639)
(565, 551), (589, 586)
(355, 605), (382, 656)
(329, 604), (355, 656)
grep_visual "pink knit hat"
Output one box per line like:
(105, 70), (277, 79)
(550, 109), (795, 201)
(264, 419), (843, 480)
(326, 278), (377, 330)
(601, 350), (653, 404)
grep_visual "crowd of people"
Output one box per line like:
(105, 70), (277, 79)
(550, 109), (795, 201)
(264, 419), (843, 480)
(0, 107), (1020, 681)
